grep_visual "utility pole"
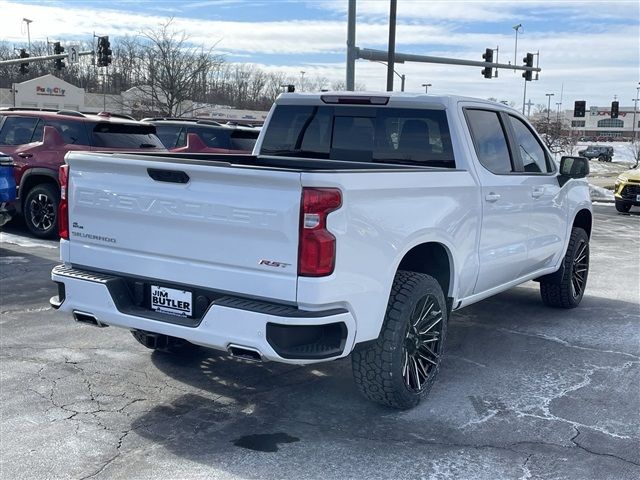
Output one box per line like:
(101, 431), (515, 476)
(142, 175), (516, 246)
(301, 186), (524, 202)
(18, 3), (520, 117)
(525, 99), (534, 117)
(386, 0), (397, 92)
(422, 83), (432, 93)
(346, 0), (356, 91)
(633, 82), (640, 141)
(300, 71), (305, 91)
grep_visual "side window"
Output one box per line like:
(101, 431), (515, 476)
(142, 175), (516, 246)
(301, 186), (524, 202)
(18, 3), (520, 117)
(0, 116), (39, 145)
(509, 115), (552, 173)
(45, 119), (90, 145)
(154, 125), (181, 149)
(32, 120), (44, 143)
(175, 128), (187, 148)
(190, 127), (228, 148)
(465, 109), (513, 174)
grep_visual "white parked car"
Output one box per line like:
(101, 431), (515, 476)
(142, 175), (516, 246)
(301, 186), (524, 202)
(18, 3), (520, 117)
(51, 92), (592, 409)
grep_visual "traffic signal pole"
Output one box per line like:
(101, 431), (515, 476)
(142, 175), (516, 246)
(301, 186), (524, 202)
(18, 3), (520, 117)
(357, 48), (541, 74)
(0, 50), (93, 67)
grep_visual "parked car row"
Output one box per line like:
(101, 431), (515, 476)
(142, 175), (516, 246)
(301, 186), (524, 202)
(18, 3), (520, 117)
(0, 108), (260, 238)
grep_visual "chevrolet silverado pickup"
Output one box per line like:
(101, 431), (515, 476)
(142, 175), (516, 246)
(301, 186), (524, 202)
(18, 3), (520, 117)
(51, 93), (592, 409)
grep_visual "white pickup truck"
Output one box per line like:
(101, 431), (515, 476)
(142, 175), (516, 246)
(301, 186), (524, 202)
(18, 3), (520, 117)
(51, 93), (592, 409)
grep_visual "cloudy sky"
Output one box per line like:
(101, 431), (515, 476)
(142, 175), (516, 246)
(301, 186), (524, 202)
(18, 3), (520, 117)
(1, 0), (638, 110)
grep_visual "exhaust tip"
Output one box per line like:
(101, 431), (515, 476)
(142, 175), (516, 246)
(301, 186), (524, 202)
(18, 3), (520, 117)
(73, 311), (107, 328)
(228, 344), (263, 362)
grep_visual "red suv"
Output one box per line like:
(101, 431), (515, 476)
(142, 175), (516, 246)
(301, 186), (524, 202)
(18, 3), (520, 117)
(143, 118), (260, 154)
(0, 108), (165, 238)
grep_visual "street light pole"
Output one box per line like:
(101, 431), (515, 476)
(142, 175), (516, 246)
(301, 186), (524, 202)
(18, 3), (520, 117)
(23, 18), (33, 52)
(372, 60), (405, 91)
(512, 23), (522, 71)
(545, 93), (554, 123)
(422, 83), (432, 93)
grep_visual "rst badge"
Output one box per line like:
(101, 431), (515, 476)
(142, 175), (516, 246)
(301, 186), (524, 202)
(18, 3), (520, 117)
(259, 259), (291, 269)
(150, 285), (192, 317)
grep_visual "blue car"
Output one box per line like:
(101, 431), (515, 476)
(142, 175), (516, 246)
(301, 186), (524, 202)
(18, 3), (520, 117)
(0, 151), (16, 227)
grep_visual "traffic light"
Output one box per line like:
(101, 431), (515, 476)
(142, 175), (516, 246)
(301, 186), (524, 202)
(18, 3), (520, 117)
(522, 53), (534, 81)
(611, 101), (619, 119)
(53, 42), (65, 70)
(574, 100), (586, 117)
(481, 48), (493, 79)
(96, 36), (112, 67)
(19, 49), (29, 75)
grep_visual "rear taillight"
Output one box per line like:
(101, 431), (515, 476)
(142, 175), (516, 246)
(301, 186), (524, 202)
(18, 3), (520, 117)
(298, 188), (342, 277)
(58, 164), (69, 240)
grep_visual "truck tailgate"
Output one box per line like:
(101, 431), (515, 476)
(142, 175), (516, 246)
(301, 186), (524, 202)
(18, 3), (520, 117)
(65, 153), (301, 303)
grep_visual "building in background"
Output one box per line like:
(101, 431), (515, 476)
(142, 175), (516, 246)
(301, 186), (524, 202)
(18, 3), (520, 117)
(0, 75), (268, 124)
(566, 105), (638, 140)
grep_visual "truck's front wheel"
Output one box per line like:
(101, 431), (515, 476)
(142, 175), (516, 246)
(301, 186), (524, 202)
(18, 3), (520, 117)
(540, 227), (589, 308)
(351, 271), (448, 409)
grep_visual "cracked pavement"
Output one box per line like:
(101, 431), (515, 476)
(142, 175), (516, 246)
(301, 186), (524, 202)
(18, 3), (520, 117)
(1, 204), (639, 480)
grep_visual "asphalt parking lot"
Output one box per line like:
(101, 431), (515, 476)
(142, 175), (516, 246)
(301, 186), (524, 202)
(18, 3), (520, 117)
(1, 204), (639, 480)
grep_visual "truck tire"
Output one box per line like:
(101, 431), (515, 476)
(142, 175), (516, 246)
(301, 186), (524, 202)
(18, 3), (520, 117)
(130, 329), (200, 355)
(24, 183), (59, 238)
(540, 227), (589, 308)
(597, 155), (604, 162)
(615, 201), (631, 213)
(351, 271), (448, 409)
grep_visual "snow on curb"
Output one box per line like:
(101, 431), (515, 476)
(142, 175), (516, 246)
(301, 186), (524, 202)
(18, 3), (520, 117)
(589, 183), (614, 203)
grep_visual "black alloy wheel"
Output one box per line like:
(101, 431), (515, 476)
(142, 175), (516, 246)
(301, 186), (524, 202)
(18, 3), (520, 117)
(402, 294), (444, 392)
(24, 184), (59, 238)
(540, 227), (589, 308)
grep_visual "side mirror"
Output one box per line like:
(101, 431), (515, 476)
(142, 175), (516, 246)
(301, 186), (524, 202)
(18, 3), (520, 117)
(559, 156), (589, 184)
(42, 126), (65, 147)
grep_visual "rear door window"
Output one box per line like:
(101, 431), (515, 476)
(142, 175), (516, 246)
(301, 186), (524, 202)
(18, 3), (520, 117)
(92, 123), (164, 149)
(0, 116), (39, 145)
(44, 119), (90, 145)
(464, 109), (513, 174)
(260, 105), (455, 167)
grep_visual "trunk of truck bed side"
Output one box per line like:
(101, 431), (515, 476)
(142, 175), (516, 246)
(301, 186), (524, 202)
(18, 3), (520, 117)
(64, 152), (302, 303)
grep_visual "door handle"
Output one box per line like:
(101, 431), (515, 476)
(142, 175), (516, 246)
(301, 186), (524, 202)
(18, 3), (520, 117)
(18, 153), (33, 158)
(485, 192), (501, 202)
(531, 187), (545, 199)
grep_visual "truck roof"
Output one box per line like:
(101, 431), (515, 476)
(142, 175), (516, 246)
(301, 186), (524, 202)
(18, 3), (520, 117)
(276, 91), (515, 111)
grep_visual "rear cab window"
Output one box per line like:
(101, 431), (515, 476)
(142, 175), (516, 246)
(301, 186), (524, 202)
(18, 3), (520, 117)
(92, 122), (164, 149)
(260, 105), (456, 168)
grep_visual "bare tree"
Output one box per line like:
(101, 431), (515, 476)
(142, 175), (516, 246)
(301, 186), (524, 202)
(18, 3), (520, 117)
(135, 19), (223, 116)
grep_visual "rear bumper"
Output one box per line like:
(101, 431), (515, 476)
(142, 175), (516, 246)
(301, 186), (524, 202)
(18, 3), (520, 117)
(51, 265), (356, 364)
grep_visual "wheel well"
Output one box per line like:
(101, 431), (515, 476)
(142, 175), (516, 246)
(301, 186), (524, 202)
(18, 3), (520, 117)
(20, 174), (59, 206)
(397, 242), (452, 296)
(573, 209), (592, 238)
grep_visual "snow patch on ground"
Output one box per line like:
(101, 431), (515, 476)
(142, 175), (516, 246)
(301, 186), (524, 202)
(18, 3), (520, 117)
(589, 184), (614, 201)
(0, 232), (58, 249)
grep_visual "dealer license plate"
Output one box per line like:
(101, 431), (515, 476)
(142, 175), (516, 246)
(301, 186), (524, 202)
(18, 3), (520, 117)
(150, 285), (193, 317)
